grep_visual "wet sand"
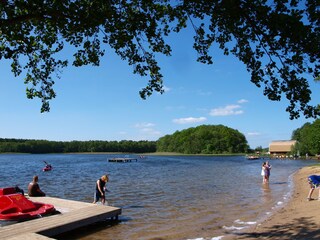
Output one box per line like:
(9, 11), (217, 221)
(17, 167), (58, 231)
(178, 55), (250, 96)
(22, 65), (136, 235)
(224, 165), (320, 239)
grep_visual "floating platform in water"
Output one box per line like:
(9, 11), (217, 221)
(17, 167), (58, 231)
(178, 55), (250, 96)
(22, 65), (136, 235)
(246, 155), (261, 160)
(0, 196), (121, 240)
(108, 157), (137, 163)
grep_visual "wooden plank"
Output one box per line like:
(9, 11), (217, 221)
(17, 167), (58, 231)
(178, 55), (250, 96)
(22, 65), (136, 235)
(0, 197), (121, 240)
(1, 205), (121, 239)
(6, 232), (54, 240)
(28, 196), (93, 213)
(39, 205), (121, 237)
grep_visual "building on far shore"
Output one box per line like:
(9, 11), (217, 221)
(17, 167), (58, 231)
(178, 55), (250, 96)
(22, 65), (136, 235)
(269, 140), (297, 157)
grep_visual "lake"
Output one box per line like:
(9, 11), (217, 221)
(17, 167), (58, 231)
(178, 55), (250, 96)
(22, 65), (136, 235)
(0, 154), (316, 239)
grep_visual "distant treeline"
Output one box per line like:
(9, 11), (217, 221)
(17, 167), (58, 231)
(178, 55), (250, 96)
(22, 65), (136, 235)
(157, 125), (249, 154)
(2, 121), (319, 155)
(0, 125), (253, 154)
(0, 138), (156, 154)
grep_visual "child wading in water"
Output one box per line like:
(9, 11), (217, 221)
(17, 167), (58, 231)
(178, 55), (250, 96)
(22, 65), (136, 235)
(93, 175), (109, 205)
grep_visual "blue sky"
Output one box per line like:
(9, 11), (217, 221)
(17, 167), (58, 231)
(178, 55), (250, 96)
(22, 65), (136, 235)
(0, 28), (319, 149)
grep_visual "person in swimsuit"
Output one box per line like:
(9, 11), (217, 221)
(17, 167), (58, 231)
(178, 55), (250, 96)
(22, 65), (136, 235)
(307, 175), (320, 201)
(261, 162), (267, 183)
(265, 161), (272, 183)
(93, 175), (109, 205)
(28, 175), (46, 197)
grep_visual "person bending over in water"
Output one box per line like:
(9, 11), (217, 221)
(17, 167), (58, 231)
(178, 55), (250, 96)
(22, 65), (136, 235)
(93, 175), (109, 205)
(307, 175), (320, 201)
(28, 175), (46, 197)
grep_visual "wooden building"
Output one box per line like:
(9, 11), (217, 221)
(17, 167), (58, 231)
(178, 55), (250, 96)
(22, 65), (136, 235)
(269, 140), (297, 157)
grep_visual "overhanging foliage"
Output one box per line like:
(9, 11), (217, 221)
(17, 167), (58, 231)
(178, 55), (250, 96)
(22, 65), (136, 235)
(0, 0), (319, 119)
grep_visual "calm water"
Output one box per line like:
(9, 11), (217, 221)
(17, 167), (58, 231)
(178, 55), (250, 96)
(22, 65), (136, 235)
(0, 154), (316, 239)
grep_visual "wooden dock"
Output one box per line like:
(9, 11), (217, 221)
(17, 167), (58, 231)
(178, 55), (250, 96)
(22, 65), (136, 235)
(0, 196), (121, 240)
(108, 157), (137, 162)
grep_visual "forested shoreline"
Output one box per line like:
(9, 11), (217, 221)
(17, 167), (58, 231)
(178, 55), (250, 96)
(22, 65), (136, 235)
(0, 125), (250, 154)
(0, 138), (157, 154)
(2, 120), (319, 155)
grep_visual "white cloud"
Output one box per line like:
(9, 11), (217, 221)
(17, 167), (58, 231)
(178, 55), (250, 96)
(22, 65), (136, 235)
(247, 132), (261, 136)
(172, 117), (207, 124)
(163, 85), (171, 92)
(238, 99), (248, 104)
(209, 104), (244, 116)
(134, 122), (155, 128)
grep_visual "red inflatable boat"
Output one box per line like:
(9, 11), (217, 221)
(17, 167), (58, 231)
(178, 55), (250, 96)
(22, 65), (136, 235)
(0, 187), (55, 221)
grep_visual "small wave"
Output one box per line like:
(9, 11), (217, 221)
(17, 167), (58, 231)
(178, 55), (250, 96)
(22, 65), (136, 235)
(187, 236), (224, 240)
(211, 237), (224, 240)
(186, 238), (206, 240)
(234, 219), (256, 225)
(223, 225), (247, 231)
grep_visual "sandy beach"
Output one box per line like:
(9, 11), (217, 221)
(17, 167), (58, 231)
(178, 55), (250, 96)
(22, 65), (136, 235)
(224, 165), (320, 239)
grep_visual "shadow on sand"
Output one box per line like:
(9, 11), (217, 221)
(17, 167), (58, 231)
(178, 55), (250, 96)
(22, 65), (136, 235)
(232, 216), (320, 239)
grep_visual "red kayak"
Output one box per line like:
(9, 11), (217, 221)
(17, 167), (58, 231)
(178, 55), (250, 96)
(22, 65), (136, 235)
(43, 165), (52, 171)
(0, 187), (55, 221)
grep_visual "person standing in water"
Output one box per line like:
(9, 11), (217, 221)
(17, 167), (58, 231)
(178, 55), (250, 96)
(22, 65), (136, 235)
(265, 161), (272, 183)
(93, 175), (109, 205)
(261, 162), (267, 183)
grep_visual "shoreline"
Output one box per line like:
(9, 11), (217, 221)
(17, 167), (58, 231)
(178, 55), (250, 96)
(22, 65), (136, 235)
(224, 165), (320, 239)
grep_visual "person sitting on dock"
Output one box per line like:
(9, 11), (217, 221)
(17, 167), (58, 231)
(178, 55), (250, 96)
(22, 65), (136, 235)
(307, 175), (320, 201)
(28, 175), (46, 197)
(93, 175), (109, 205)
